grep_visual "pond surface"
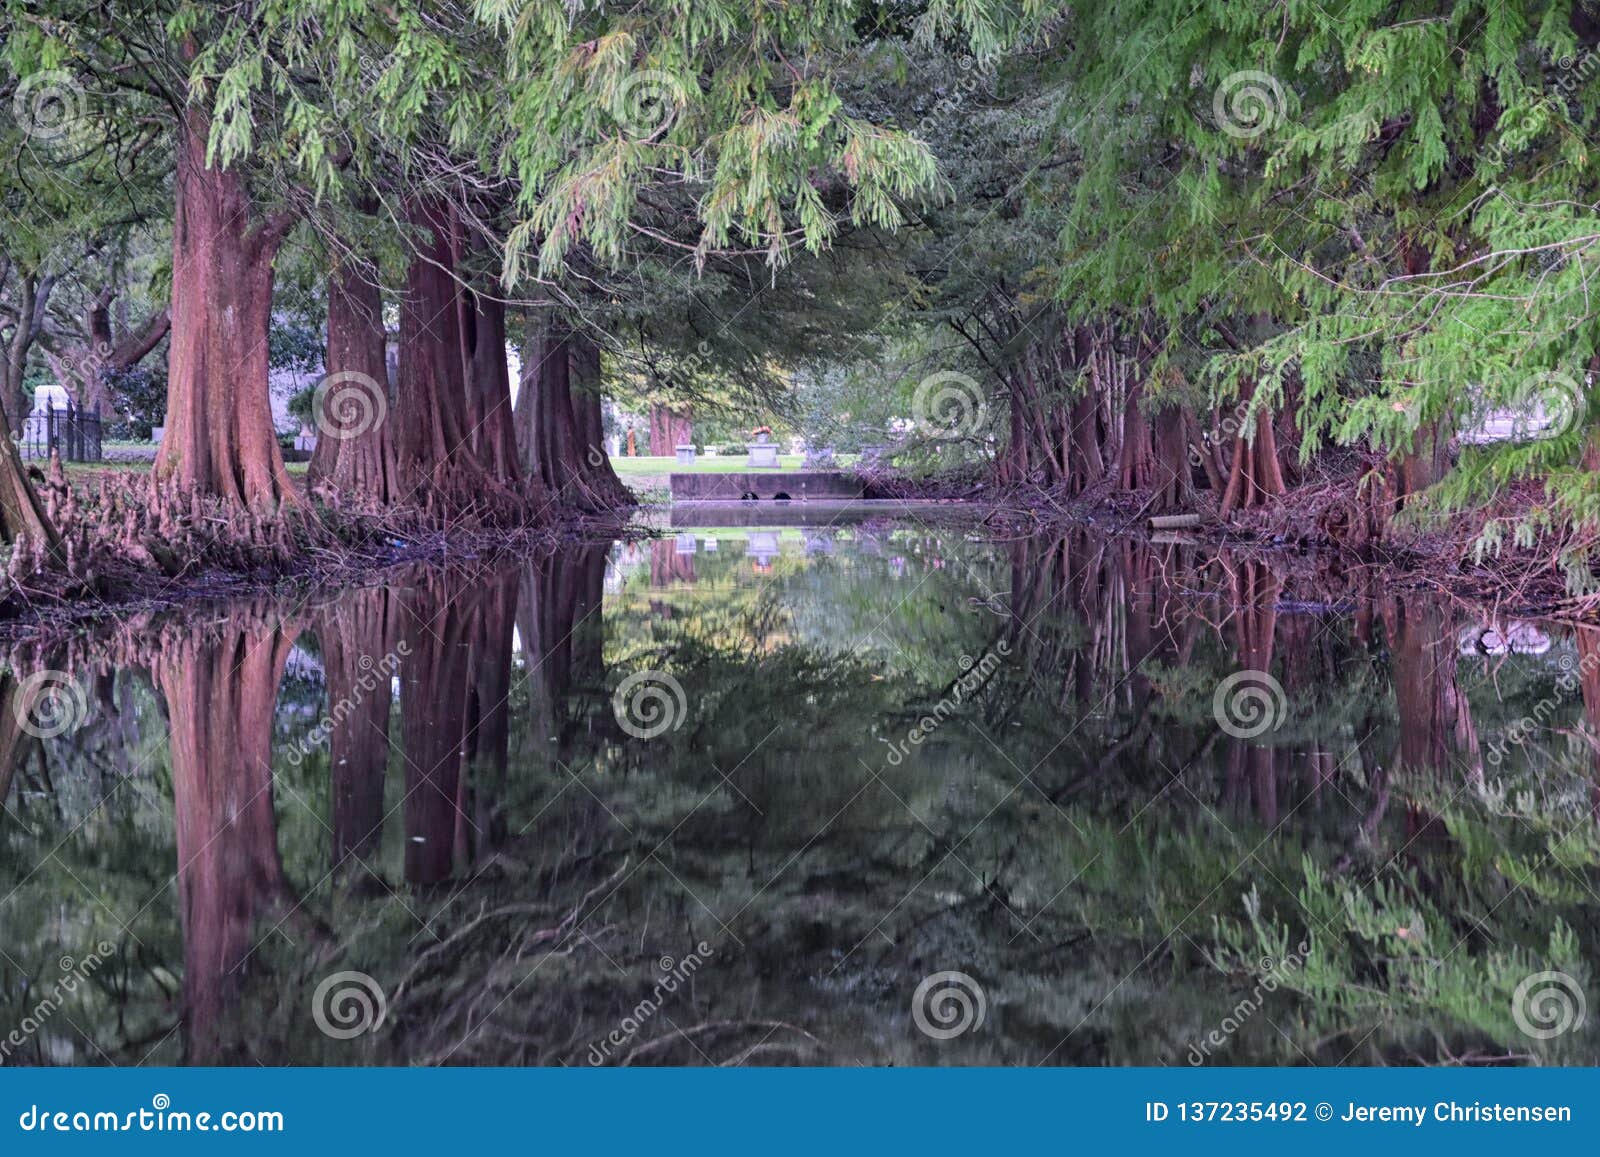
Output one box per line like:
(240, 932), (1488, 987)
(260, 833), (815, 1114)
(2, 513), (1598, 1066)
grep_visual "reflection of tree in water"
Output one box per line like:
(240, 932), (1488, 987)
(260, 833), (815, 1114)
(314, 586), (396, 874)
(155, 607), (312, 1063)
(2, 531), (1600, 1064)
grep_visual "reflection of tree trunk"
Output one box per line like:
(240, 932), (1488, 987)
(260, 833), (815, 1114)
(1575, 628), (1600, 818)
(0, 673), (39, 817)
(314, 588), (396, 871)
(649, 539), (697, 586)
(516, 545), (609, 759)
(1225, 559), (1285, 823)
(465, 570), (518, 857)
(1384, 598), (1477, 778)
(157, 611), (297, 1063)
(398, 575), (479, 886)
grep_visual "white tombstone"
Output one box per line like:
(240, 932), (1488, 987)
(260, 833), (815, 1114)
(747, 442), (780, 468)
(32, 384), (69, 412)
(675, 444), (696, 466)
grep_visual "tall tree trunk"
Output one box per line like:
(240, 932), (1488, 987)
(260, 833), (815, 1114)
(0, 269), (63, 562)
(0, 433), (61, 562)
(467, 293), (523, 486)
(392, 198), (516, 519)
(514, 312), (630, 511)
(307, 255), (396, 504)
(1217, 383), (1287, 518)
(648, 405), (693, 455)
(1385, 598), (1479, 779)
(156, 104), (299, 510)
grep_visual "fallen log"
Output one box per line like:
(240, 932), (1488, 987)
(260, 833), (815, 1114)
(1148, 513), (1202, 531)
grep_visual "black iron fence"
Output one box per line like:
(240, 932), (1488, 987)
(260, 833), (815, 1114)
(20, 404), (103, 462)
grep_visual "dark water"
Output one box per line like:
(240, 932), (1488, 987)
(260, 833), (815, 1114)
(1, 516), (1598, 1066)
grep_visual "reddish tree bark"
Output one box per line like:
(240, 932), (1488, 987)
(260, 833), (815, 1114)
(392, 198), (518, 518)
(514, 311), (630, 511)
(464, 569), (518, 855)
(156, 104), (299, 510)
(1217, 385), (1288, 518)
(0, 425), (60, 561)
(307, 256), (397, 503)
(1384, 598), (1479, 778)
(465, 292), (524, 486)
(313, 587), (396, 870)
(398, 574), (476, 886)
(159, 610), (299, 1061)
(648, 405), (693, 455)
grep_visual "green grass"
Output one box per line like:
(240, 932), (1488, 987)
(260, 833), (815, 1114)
(58, 452), (835, 496)
(609, 454), (811, 476)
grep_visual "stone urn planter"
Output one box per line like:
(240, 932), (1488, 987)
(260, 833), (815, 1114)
(746, 431), (779, 468)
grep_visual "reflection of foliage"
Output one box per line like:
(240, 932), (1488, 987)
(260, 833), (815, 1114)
(6, 534), (1600, 1065)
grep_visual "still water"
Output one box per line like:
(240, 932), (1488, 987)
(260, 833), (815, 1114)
(1, 514), (1598, 1066)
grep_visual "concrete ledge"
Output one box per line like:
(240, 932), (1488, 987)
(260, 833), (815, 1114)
(670, 471), (865, 501)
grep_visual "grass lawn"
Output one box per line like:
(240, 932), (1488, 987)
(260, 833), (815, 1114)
(609, 454), (811, 476)
(57, 451), (836, 498)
